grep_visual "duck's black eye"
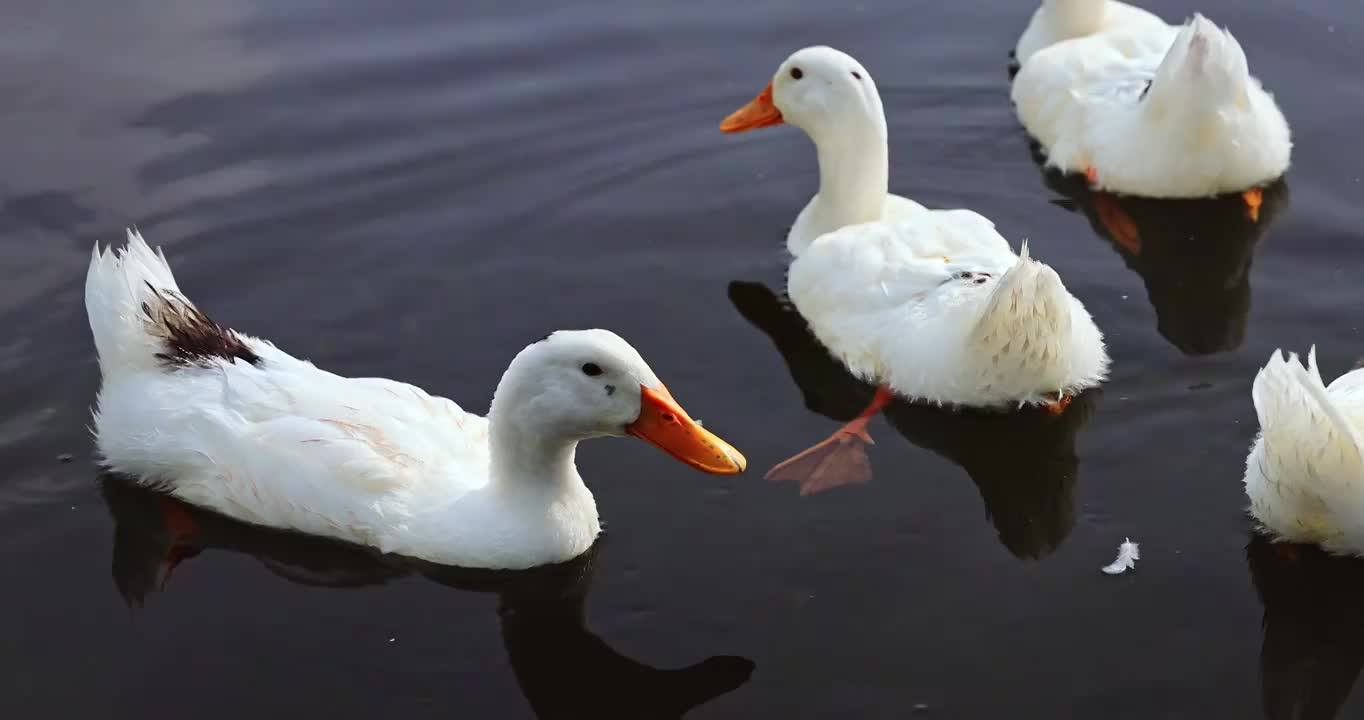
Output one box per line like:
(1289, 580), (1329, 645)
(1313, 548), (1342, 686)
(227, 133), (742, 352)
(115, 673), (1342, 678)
(851, 71), (862, 80)
(790, 67), (803, 80)
(581, 362), (603, 377)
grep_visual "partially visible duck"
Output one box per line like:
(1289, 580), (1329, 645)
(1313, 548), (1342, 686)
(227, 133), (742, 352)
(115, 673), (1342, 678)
(1013, 14), (1291, 204)
(1245, 348), (1364, 556)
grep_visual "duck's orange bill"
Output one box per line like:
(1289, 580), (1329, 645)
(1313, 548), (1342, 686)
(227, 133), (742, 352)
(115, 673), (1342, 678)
(626, 385), (747, 475)
(720, 81), (784, 133)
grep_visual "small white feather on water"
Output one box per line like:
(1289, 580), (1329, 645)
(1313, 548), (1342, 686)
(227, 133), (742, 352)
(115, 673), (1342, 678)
(1101, 538), (1140, 575)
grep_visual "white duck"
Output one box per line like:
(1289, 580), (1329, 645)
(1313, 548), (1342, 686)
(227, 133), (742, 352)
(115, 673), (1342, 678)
(1245, 348), (1364, 556)
(1013, 14), (1291, 206)
(86, 231), (745, 570)
(720, 48), (1109, 488)
(1014, 0), (1170, 65)
(719, 46), (925, 256)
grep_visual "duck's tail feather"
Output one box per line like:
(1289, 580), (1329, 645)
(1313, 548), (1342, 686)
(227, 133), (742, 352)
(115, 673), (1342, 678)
(1252, 348), (1364, 481)
(86, 229), (258, 380)
(1150, 14), (1250, 108)
(971, 246), (1072, 364)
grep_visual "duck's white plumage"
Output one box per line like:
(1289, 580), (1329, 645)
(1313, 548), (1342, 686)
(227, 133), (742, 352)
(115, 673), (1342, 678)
(1013, 13), (1291, 197)
(87, 231), (744, 569)
(1245, 348), (1364, 556)
(723, 46), (1108, 407)
(788, 214), (1108, 408)
(1014, 0), (1169, 65)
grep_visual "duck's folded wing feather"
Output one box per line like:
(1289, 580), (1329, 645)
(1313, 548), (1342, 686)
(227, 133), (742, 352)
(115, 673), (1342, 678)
(143, 349), (490, 539)
(792, 211), (1014, 313)
(787, 212), (1019, 387)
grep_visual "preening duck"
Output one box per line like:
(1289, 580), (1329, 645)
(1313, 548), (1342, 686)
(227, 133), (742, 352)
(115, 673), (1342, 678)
(1013, 13), (1291, 204)
(86, 231), (745, 570)
(720, 48), (1108, 486)
(1245, 348), (1364, 556)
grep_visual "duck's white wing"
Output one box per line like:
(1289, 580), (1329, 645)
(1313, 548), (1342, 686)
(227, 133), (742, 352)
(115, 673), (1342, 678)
(787, 210), (1017, 393)
(96, 342), (491, 549)
(1013, 27), (1175, 167)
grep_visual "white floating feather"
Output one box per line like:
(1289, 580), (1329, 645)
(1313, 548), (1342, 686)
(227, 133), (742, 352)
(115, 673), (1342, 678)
(1101, 538), (1140, 575)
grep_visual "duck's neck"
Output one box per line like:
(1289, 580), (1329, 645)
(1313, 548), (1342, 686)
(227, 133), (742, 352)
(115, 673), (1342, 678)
(1047, 0), (1108, 39)
(488, 414), (585, 496)
(800, 113), (890, 249)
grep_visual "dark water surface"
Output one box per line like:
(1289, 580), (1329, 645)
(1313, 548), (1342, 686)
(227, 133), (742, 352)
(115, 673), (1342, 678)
(3, 1), (1362, 717)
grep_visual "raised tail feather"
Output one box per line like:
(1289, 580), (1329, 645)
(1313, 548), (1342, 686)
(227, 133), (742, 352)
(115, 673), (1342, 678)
(1252, 348), (1364, 482)
(971, 242), (1073, 360)
(1149, 14), (1250, 107)
(86, 229), (258, 379)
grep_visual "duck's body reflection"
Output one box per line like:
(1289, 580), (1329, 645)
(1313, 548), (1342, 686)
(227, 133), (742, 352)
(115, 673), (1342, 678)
(730, 282), (1095, 560)
(1034, 153), (1289, 356)
(100, 477), (753, 719)
(1248, 534), (1364, 719)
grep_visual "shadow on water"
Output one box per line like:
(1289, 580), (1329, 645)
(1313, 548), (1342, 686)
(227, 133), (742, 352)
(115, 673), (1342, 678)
(1028, 143), (1290, 356)
(100, 476), (754, 720)
(1248, 534), (1364, 720)
(728, 280), (1096, 561)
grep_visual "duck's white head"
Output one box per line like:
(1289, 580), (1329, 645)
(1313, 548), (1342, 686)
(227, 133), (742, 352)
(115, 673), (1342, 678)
(720, 46), (891, 249)
(489, 329), (746, 475)
(720, 46), (885, 143)
(1146, 15), (1251, 112)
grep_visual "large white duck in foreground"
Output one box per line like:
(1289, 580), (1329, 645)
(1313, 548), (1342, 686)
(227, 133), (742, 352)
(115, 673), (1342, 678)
(1013, 12), (1291, 205)
(721, 48), (1109, 489)
(87, 231), (745, 569)
(1245, 349), (1364, 556)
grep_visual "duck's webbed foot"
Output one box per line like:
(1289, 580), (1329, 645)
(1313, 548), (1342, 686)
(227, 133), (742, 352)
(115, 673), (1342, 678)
(156, 494), (201, 588)
(766, 386), (895, 495)
(1043, 392), (1072, 416)
(1243, 187), (1263, 222)
(1094, 193), (1141, 256)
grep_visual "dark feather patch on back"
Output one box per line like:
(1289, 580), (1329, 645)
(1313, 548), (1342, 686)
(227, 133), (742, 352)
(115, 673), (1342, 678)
(141, 282), (261, 369)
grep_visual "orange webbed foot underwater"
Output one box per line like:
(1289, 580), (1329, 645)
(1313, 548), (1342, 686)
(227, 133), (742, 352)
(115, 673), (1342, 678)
(156, 494), (202, 588)
(1043, 392), (1072, 416)
(1242, 187), (1263, 223)
(765, 386), (895, 496)
(1093, 193), (1141, 256)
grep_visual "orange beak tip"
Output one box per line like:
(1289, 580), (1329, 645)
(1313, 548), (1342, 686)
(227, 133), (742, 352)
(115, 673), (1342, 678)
(627, 385), (747, 475)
